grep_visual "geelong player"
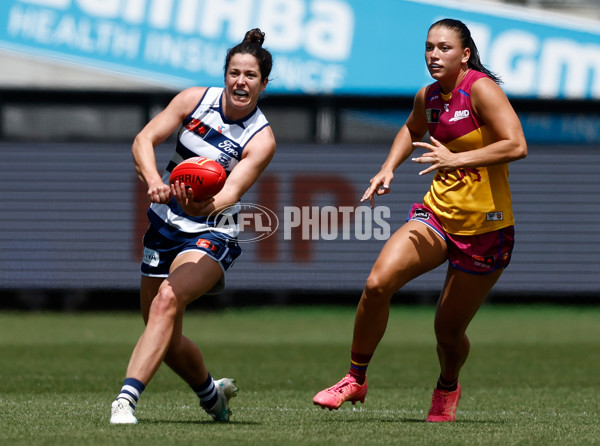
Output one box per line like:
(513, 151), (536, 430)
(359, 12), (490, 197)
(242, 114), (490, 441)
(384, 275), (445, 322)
(110, 29), (276, 424)
(313, 19), (527, 422)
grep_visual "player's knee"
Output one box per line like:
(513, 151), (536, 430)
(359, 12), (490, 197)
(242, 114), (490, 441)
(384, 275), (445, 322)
(364, 274), (394, 303)
(151, 287), (180, 320)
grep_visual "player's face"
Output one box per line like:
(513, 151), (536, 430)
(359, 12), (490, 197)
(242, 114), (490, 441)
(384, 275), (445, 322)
(425, 26), (470, 83)
(224, 53), (267, 118)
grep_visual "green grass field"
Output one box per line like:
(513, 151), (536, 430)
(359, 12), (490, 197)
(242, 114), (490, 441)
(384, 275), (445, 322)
(1, 305), (599, 445)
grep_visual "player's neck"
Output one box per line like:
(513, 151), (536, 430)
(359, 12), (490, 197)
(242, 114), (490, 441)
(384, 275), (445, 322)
(439, 68), (469, 95)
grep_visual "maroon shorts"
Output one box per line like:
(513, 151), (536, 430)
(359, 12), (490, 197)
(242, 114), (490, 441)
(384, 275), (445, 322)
(407, 203), (514, 274)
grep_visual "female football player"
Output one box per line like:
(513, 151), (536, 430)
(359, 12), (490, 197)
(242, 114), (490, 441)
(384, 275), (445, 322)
(313, 18), (527, 422)
(110, 28), (276, 424)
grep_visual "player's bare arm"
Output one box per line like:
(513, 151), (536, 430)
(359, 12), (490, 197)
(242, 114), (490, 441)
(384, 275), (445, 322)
(132, 87), (207, 203)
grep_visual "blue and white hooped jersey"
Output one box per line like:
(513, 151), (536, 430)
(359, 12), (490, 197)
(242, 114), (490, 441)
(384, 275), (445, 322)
(147, 87), (270, 240)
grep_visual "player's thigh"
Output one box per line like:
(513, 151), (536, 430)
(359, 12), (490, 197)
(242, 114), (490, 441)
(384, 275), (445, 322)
(368, 220), (448, 292)
(140, 276), (164, 323)
(434, 267), (503, 337)
(160, 250), (224, 307)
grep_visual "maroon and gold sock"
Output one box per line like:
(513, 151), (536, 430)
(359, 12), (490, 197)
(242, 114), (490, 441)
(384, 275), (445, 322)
(348, 351), (372, 385)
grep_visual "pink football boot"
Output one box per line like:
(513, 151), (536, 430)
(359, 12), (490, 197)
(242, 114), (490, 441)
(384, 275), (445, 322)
(313, 375), (368, 410)
(426, 383), (461, 422)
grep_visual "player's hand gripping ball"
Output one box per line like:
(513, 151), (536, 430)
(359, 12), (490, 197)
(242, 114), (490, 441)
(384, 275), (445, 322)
(169, 157), (226, 202)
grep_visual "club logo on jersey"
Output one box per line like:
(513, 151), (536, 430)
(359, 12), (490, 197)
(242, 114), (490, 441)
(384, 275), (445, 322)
(486, 212), (504, 221)
(217, 153), (231, 169)
(449, 110), (470, 122)
(426, 108), (441, 123)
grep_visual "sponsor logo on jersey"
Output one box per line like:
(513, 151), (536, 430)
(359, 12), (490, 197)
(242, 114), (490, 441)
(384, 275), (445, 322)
(449, 110), (470, 122)
(185, 118), (210, 136)
(218, 140), (239, 157)
(185, 118), (240, 160)
(472, 254), (496, 265)
(196, 238), (219, 252)
(486, 211), (504, 221)
(142, 247), (160, 267)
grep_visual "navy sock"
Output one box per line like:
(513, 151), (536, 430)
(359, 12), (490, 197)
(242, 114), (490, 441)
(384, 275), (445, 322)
(192, 374), (218, 409)
(116, 377), (146, 409)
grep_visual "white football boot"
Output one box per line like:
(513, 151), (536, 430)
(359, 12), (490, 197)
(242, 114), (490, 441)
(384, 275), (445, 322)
(201, 378), (238, 422)
(110, 399), (138, 424)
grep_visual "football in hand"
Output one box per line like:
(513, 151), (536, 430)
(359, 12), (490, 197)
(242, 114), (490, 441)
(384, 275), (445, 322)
(169, 157), (226, 202)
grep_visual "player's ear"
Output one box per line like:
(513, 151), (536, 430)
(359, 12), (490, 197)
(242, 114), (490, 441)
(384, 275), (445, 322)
(461, 47), (471, 65)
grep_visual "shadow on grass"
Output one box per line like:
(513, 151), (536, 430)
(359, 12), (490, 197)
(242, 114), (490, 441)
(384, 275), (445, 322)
(313, 416), (503, 424)
(397, 418), (504, 424)
(140, 419), (261, 426)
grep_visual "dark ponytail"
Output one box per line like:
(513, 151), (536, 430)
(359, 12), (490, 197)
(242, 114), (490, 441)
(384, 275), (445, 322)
(430, 19), (502, 84)
(224, 28), (273, 81)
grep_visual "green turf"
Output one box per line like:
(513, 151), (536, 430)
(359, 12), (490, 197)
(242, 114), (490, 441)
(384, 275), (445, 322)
(1, 305), (599, 445)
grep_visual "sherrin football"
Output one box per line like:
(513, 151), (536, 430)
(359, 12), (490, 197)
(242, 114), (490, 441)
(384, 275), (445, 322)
(169, 157), (226, 202)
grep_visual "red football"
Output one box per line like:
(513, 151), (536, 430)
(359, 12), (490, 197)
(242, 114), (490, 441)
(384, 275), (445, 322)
(169, 157), (226, 202)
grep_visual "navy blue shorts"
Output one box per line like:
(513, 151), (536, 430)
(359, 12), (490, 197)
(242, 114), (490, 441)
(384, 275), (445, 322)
(140, 224), (241, 293)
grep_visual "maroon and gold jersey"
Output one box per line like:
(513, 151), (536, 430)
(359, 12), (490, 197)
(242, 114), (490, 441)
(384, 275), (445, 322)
(422, 69), (514, 235)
